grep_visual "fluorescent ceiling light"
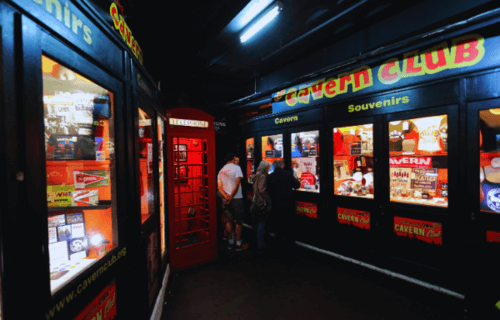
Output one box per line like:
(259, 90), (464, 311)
(240, 0), (274, 28)
(240, 5), (280, 43)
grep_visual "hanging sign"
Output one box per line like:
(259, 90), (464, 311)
(272, 33), (488, 113)
(337, 207), (370, 230)
(110, 3), (143, 64)
(394, 217), (442, 245)
(296, 201), (317, 219)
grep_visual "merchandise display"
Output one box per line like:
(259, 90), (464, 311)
(334, 125), (374, 198)
(246, 138), (255, 183)
(139, 108), (155, 223)
(262, 134), (283, 174)
(480, 109), (500, 213)
(389, 115), (448, 207)
(43, 55), (117, 294)
(291, 130), (320, 192)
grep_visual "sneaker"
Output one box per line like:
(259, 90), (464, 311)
(235, 242), (249, 252)
(227, 242), (234, 250)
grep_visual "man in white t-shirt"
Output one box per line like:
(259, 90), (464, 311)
(217, 152), (249, 251)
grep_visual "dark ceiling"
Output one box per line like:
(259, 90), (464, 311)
(87, 0), (499, 114)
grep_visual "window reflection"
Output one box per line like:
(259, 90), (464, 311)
(291, 130), (320, 193)
(43, 55), (117, 293)
(334, 125), (373, 198)
(246, 138), (255, 183)
(139, 108), (154, 223)
(389, 115), (448, 207)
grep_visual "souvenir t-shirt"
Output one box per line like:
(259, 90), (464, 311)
(412, 116), (444, 153)
(217, 163), (244, 199)
(333, 129), (344, 155)
(389, 121), (405, 152)
(439, 116), (448, 151)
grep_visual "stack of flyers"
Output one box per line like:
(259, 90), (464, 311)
(73, 170), (109, 189)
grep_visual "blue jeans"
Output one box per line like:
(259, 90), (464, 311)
(256, 213), (269, 250)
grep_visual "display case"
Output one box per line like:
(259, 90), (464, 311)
(479, 108), (500, 214)
(261, 134), (283, 173)
(333, 125), (374, 198)
(291, 130), (320, 192)
(43, 55), (118, 293)
(388, 115), (448, 207)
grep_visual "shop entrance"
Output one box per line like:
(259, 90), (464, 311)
(166, 108), (216, 271)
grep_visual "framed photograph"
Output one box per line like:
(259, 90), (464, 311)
(174, 144), (187, 162)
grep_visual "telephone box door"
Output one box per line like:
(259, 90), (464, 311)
(166, 108), (216, 271)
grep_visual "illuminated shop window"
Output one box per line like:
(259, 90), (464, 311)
(262, 134), (283, 174)
(479, 108), (500, 214)
(173, 138), (210, 249)
(388, 115), (448, 207)
(291, 130), (320, 193)
(158, 117), (166, 257)
(333, 125), (374, 198)
(43, 55), (118, 293)
(246, 138), (255, 183)
(139, 108), (155, 223)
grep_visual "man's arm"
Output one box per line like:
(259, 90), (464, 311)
(226, 177), (242, 202)
(291, 172), (301, 190)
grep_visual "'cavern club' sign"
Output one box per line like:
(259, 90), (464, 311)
(390, 156), (432, 168)
(272, 33), (490, 113)
(394, 217), (442, 245)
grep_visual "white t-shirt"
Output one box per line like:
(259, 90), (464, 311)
(217, 163), (243, 199)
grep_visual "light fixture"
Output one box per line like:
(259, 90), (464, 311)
(240, 2), (282, 43)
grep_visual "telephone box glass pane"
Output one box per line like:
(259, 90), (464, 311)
(333, 125), (374, 198)
(479, 109), (500, 213)
(173, 138), (210, 249)
(389, 116), (448, 207)
(139, 108), (155, 223)
(158, 117), (166, 257)
(262, 134), (283, 174)
(291, 130), (320, 192)
(246, 138), (255, 183)
(43, 55), (118, 294)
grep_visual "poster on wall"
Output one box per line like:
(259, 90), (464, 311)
(394, 217), (442, 245)
(73, 281), (117, 320)
(412, 168), (438, 192)
(337, 207), (370, 230)
(296, 201), (317, 219)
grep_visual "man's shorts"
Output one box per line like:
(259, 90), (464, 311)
(223, 198), (245, 225)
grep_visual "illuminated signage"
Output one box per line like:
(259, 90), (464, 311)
(169, 118), (209, 128)
(275, 115), (298, 124)
(296, 201), (317, 219)
(337, 207), (370, 230)
(137, 74), (153, 99)
(273, 34), (486, 113)
(33, 0), (92, 45)
(394, 217), (442, 245)
(110, 3), (143, 64)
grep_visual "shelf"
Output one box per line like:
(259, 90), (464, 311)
(48, 200), (112, 212)
(334, 154), (373, 157)
(391, 198), (447, 207)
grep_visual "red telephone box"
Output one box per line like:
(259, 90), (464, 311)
(166, 108), (217, 270)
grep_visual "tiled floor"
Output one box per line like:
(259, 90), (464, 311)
(162, 233), (463, 320)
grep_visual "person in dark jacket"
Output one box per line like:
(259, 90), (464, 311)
(267, 159), (300, 245)
(252, 160), (272, 253)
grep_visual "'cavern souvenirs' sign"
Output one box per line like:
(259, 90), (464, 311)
(337, 207), (370, 230)
(110, 3), (143, 64)
(272, 33), (488, 113)
(296, 201), (317, 219)
(394, 217), (442, 245)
